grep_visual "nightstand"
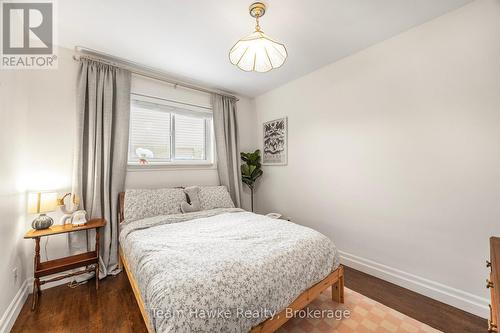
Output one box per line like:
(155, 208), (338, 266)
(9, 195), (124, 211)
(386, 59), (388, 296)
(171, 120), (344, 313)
(24, 218), (106, 310)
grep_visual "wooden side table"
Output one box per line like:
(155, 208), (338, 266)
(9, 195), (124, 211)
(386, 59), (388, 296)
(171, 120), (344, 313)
(24, 218), (106, 310)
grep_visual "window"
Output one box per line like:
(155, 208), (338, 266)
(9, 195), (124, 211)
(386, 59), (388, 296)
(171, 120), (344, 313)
(128, 94), (213, 166)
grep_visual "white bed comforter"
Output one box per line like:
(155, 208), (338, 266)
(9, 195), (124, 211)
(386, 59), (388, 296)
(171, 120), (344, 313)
(119, 209), (340, 333)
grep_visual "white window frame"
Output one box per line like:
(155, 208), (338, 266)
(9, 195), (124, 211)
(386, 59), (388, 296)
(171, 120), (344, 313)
(127, 93), (215, 170)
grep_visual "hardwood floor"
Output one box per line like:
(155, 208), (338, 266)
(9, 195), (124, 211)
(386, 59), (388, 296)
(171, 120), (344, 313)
(344, 266), (487, 333)
(12, 266), (487, 333)
(12, 273), (148, 333)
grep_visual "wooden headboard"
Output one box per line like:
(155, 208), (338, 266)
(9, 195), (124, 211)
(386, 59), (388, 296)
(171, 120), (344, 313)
(118, 192), (125, 223)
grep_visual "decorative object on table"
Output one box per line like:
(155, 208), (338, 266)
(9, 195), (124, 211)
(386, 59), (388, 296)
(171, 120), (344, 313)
(135, 147), (154, 165)
(263, 117), (288, 165)
(24, 219), (106, 310)
(28, 192), (58, 230)
(71, 210), (88, 226)
(57, 192), (80, 224)
(229, 2), (287, 73)
(240, 149), (263, 212)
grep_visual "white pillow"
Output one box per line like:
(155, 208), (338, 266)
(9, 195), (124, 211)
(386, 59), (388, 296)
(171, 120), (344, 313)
(124, 188), (186, 223)
(198, 186), (235, 210)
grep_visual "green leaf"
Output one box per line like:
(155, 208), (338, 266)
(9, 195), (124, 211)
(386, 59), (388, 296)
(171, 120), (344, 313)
(241, 149), (263, 187)
(248, 165), (256, 175)
(241, 164), (250, 176)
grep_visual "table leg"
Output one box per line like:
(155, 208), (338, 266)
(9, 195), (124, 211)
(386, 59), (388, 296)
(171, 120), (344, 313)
(85, 229), (89, 272)
(31, 238), (41, 311)
(95, 228), (100, 290)
(31, 279), (38, 310)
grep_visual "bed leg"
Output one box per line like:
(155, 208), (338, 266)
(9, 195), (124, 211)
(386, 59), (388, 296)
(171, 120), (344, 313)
(332, 266), (345, 303)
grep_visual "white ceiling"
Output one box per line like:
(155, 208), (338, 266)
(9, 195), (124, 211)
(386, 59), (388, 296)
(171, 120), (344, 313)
(58, 0), (472, 97)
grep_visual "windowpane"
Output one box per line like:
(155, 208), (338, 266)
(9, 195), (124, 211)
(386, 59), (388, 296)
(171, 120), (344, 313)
(175, 114), (206, 160)
(128, 95), (213, 165)
(129, 104), (171, 163)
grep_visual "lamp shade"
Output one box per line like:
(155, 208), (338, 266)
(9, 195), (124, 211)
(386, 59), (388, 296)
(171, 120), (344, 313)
(28, 192), (58, 214)
(229, 31), (287, 73)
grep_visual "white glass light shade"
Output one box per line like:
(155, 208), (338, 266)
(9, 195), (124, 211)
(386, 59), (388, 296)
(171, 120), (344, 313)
(229, 31), (287, 73)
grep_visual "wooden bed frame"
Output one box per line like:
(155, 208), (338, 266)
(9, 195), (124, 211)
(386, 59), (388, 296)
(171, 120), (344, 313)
(118, 192), (344, 333)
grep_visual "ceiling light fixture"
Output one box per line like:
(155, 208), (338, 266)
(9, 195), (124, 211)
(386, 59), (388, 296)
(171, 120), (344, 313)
(229, 2), (287, 73)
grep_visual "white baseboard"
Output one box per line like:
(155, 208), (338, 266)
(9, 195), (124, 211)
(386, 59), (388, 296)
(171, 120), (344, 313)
(339, 250), (489, 318)
(0, 280), (29, 333)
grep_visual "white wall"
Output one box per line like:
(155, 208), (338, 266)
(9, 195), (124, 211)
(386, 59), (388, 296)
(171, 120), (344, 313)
(254, 0), (500, 318)
(0, 68), (29, 332)
(0, 46), (77, 331)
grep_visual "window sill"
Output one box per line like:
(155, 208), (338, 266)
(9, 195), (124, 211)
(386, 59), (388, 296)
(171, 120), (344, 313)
(127, 163), (216, 172)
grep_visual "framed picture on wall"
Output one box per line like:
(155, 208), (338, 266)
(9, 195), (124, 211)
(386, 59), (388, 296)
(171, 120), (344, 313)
(263, 117), (288, 165)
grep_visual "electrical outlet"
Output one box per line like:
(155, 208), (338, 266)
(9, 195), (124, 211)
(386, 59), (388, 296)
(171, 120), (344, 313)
(12, 267), (18, 282)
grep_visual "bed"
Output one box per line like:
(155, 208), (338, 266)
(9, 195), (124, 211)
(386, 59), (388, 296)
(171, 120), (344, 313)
(118, 189), (344, 333)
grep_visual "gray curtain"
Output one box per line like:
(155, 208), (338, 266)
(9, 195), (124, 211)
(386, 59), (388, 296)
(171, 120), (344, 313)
(72, 58), (131, 277)
(212, 94), (241, 207)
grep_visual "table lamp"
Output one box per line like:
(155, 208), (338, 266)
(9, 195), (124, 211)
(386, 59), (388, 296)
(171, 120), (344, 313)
(28, 192), (57, 230)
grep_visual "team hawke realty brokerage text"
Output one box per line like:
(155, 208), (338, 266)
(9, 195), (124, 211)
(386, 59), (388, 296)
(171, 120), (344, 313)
(151, 307), (351, 321)
(1, 0), (58, 69)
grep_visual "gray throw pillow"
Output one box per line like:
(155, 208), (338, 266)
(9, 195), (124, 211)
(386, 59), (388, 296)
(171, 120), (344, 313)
(181, 186), (201, 213)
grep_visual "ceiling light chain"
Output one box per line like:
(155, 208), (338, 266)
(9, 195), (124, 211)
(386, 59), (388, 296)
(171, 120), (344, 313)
(251, 2), (264, 32)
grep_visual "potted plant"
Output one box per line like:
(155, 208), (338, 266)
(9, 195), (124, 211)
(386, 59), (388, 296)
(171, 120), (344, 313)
(240, 150), (263, 212)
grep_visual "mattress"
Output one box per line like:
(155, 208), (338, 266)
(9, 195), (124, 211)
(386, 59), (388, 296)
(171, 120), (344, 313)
(119, 209), (340, 333)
